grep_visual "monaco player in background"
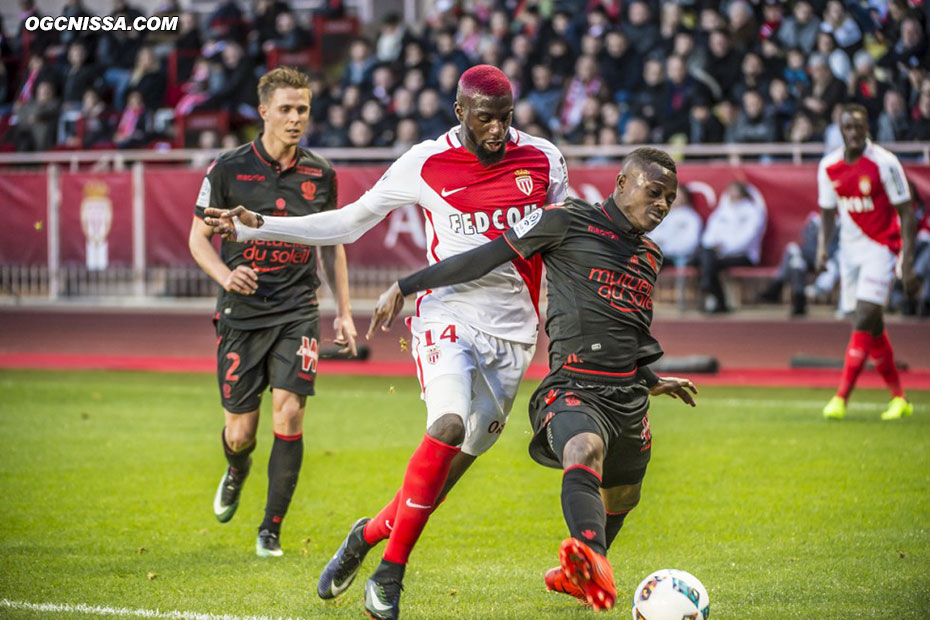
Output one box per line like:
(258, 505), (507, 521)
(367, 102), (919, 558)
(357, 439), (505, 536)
(205, 65), (567, 619)
(817, 103), (918, 421)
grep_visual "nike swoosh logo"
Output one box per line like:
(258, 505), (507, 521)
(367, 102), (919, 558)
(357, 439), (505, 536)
(441, 186), (467, 197)
(405, 498), (431, 510)
(385, 520), (393, 531)
(367, 583), (393, 612)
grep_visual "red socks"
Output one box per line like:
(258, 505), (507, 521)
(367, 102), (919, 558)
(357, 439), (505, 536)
(838, 330), (905, 400)
(363, 489), (400, 545)
(869, 331), (904, 398)
(382, 434), (460, 564)
(837, 330), (871, 400)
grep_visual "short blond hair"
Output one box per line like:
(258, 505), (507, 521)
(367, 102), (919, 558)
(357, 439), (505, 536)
(257, 67), (312, 105)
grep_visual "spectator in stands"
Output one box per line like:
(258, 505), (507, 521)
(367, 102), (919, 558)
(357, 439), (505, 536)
(375, 13), (408, 64)
(456, 14), (483, 61)
(514, 100), (537, 131)
(127, 46), (166, 112)
(699, 181), (767, 313)
(402, 41), (431, 82)
(630, 56), (664, 130)
(769, 78), (796, 141)
(877, 90), (910, 142)
(784, 47), (811, 100)
(600, 30), (641, 102)
(16, 0), (55, 57)
(662, 54), (699, 141)
(851, 50), (888, 127)
(485, 9), (514, 54)
(912, 201), (930, 316)
(199, 42), (258, 117)
(908, 78), (930, 141)
(347, 119), (373, 148)
(148, 0), (184, 55)
(416, 88), (449, 140)
(688, 97), (725, 144)
(206, 0), (246, 43)
(733, 51), (770, 102)
(759, 37), (786, 81)
(787, 111), (820, 143)
(621, 116), (652, 144)
(525, 64), (562, 132)
(821, 0), (863, 51)
(342, 38), (375, 90)
(658, 3), (683, 56)
(777, 0), (821, 54)
(727, 0), (757, 53)
(13, 80), (59, 151)
(600, 102), (622, 135)
(61, 42), (99, 110)
(15, 54), (57, 108)
(815, 31), (852, 84)
(389, 86), (415, 121)
(435, 62), (460, 111)
(432, 29), (471, 81)
(760, 0), (784, 42)
(500, 57), (524, 100)
(263, 12), (313, 52)
(884, 17), (928, 79)
(370, 65), (395, 106)
(174, 12), (203, 68)
(758, 211), (839, 316)
(175, 57), (211, 116)
(394, 117), (419, 150)
(114, 89), (149, 148)
(76, 88), (115, 148)
(801, 53), (847, 128)
(648, 185), (703, 267)
(314, 103), (349, 147)
(401, 68), (426, 97)
(248, 0), (289, 55)
(566, 95), (601, 143)
(705, 29), (742, 101)
(622, 1), (660, 57)
(60, 0), (95, 51)
(559, 55), (604, 135)
(97, 0), (146, 109)
(359, 99), (393, 146)
(728, 90), (776, 144)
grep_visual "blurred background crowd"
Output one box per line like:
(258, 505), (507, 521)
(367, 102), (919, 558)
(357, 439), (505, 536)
(1, 0), (929, 153)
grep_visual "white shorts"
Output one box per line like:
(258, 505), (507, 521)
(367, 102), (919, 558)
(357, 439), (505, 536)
(838, 241), (897, 314)
(409, 314), (535, 456)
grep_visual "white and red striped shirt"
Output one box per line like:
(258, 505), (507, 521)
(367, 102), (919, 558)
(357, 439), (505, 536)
(817, 140), (911, 254)
(238, 126), (568, 344)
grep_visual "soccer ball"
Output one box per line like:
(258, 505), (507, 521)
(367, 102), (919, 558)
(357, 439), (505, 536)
(631, 569), (710, 620)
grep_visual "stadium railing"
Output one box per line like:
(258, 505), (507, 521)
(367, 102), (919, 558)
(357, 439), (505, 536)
(1, 142), (928, 309)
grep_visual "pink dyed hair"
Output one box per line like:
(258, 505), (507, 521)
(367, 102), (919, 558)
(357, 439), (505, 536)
(457, 65), (513, 100)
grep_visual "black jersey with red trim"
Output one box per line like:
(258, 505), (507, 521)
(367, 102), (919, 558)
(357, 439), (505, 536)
(503, 196), (664, 374)
(194, 137), (336, 330)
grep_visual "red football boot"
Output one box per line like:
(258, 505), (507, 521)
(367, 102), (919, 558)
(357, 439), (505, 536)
(544, 566), (590, 606)
(558, 538), (617, 611)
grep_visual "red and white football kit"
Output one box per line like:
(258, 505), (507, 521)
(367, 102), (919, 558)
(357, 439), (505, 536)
(237, 127), (568, 455)
(817, 140), (911, 313)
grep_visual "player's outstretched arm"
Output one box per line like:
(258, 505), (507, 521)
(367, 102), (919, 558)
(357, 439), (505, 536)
(204, 200), (386, 247)
(366, 236), (520, 339)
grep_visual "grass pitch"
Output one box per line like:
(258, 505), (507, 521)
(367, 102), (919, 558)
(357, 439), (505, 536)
(0, 369), (928, 619)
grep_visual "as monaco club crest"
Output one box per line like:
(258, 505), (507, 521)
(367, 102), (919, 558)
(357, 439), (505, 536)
(425, 345), (441, 365)
(80, 180), (113, 271)
(859, 176), (871, 195)
(514, 169), (533, 196)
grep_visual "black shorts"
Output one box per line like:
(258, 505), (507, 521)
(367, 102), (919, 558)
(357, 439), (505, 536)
(528, 369), (652, 488)
(215, 315), (320, 413)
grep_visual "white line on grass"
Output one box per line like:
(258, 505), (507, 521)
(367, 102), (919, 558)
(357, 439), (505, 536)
(698, 398), (885, 410)
(0, 599), (307, 620)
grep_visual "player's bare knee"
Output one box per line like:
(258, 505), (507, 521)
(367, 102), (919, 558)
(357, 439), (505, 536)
(562, 432), (604, 471)
(225, 428), (255, 452)
(428, 413), (466, 446)
(272, 397), (305, 435)
(601, 483), (642, 514)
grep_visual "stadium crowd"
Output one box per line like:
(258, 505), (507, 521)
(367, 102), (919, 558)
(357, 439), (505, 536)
(1, 0), (929, 152)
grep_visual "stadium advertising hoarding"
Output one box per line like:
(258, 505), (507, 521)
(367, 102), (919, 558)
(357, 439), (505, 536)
(2, 164), (929, 270)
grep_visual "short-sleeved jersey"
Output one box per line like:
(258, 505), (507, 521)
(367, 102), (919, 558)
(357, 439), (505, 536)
(503, 197), (664, 375)
(355, 127), (567, 344)
(817, 141), (911, 254)
(195, 138), (337, 329)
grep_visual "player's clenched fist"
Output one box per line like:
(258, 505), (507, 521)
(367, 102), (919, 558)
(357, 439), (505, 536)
(224, 264), (258, 295)
(367, 281), (406, 339)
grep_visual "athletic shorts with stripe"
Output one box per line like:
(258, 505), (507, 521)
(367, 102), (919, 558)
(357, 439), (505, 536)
(408, 314), (535, 456)
(528, 369), (652, 487)
(215, 315), (320, 413)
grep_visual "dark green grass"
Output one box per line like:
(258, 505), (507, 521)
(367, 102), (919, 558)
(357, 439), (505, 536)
(0, 370), (928, 619)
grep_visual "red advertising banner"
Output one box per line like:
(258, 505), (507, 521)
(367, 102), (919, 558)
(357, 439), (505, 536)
(3, 162), (929, 270)
(0, 172), (47, 265)
(59, 172), (134, 268)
